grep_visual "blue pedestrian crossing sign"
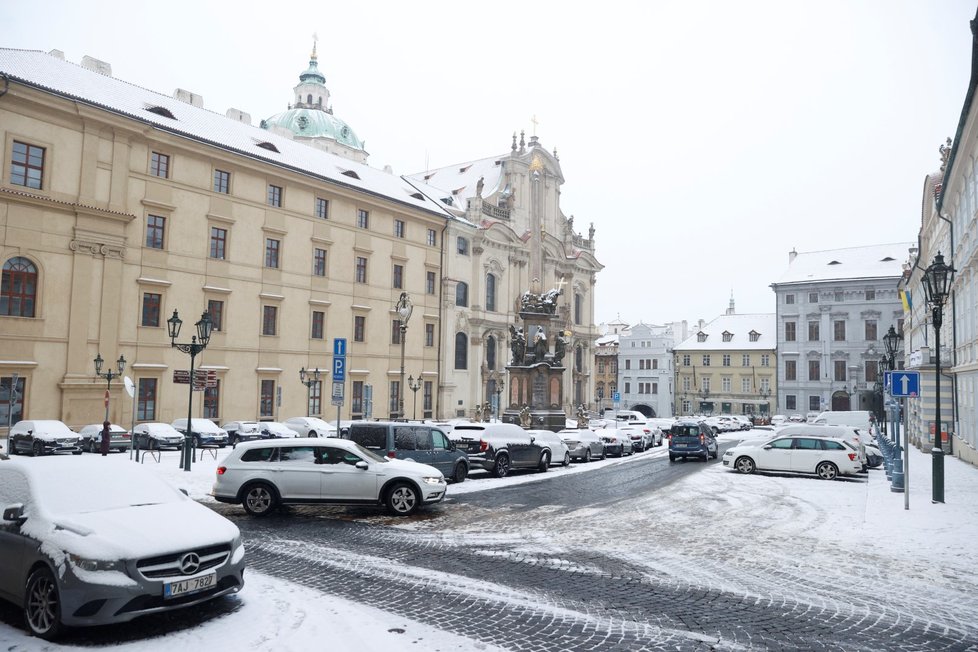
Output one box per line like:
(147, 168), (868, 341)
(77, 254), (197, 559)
(888, 371), (920, 397)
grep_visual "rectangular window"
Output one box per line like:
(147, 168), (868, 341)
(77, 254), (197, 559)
(311, 310), (325, 339)
(150, 151), (170, 179)
(785, 360), (797, 381)
(137, 378), (157, 421)
(389, 380), (400, 416)
(426, 271), (436, 294)
(145, 215), (166, 249)
(267, 184), (282, 207)
(808, 321), (820, 341)
(10, 141), (45, 189)
(355, 256), (367, 283)
(391, 319), (402, 345)
(865, 360), (878, 382)
(808, 360), (820, 381)
(721, 377), (731, 392)
(785, 294), (795, 305)
(207, 299), (224, 331)
(210, 227), (227, 260)
(394, 219), (405, 238)
(313, 248), (327, 276)
(809, 395), (821, 411)
(393, 264), (404, 289)
(722, 354), (731, 367)
(785, 321), (796, 341)
(682, 354), (690, 366)
(307, 380), (322, 416)
(834, 290), (844, 302)
(624, 382), (631, 394)
(865, 289), (876, 301)
(834, 360), (847, 381)
(786, 395), (797, 411)
(625, 359), (631, 370)
(357, 209), (369, 229)
(427, 229), (437, 246)
(808, 292), (818, 303)
(702, 355), (711, 366)
(742, 377), (752, 392)
(141, 293), (161, 327)
(260, 380), (275, 418)
(262, 305), (277, 336)
(652, 359), (658, 370)
(761, 354), (770, 367)
(425, 323), (434, 347)
(742, 354), (750, 366)
(423, 380), (433, 417)
(315, 197), (329, 219)
(265, 238), (280, 268)
(354, 315), (366, 342)
(834, 320), (846, 341)
(203, 379), (221, 419)
(352, 381), (364, 416)
(213, 169), (230, 194)
(652, 382), (658, 394)
(0, 376), (24, 425)
(865, 320), (877, 340)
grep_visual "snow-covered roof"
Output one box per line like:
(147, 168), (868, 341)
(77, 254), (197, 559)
(674, 313), (776, 351)
(406, 154), (507, 207)
(595, 333), (618, 346)
(773, 243), (913, 286)
(0, 49), (453, 218)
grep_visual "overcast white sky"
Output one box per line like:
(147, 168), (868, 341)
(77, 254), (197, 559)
(2, 1), (975, 326)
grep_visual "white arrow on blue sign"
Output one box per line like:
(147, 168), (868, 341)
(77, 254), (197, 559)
(333, 338), (347, 357)
(888, 371), (920, 397)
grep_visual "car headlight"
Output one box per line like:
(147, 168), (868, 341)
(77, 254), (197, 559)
(69, 554), (127, 573)
(422, 476), (445, 485)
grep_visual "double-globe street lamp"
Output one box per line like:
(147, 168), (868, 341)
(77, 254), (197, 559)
(299, 367), (322, 417)
(94, 353), (126, 456)
(921, 252), (954, 504)
(882, 325), (902, 436)
(407, 375), (422, 420)
(882, 324), (905, 492)
(167, 309), (213, 472)
(394, 293), (413, 420)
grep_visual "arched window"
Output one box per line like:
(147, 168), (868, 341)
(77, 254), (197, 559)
(454, 332), (468, 370)
(307, 94), (313, 104)
(1, 257), (38, 317)
(575, 346), (584, 373)
(485, 273), (496, 312)
(486, 335), (496, 370)
(456, 282), (468, 307)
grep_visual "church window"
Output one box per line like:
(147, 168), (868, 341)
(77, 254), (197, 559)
(307, 94), (313, 104)
(485, 274), (496, 312)
(454, 333), (468, 370)
(457, 237), (468, 255)
(574, 293), (582, 325)
(487, 335), (497, 370)
(456, 282), (468, 307)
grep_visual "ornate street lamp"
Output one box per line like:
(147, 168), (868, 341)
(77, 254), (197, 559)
(699, 388), (711, 414)
(94, 353), (126, 429)
(299, 367), (322, 417)
(6, 372), (18, 433)
(492, 373), (504, 422)
(168, 309), (213, 472)
(407, 374), (422, 420)
(877, 357), (889, 436)
(883, 325), (901, 370)
(758, 386), (771, 418)
(394, 293), (413, 419)
(921, 252), (955, 503)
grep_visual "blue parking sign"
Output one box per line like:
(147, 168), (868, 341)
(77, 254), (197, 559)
(612, 391), (620, 403)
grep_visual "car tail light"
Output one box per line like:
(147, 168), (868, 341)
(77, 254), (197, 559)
(848, 453), (857, 461)
(216, 466), (226, 475)
(388, 451), (396, 459)
(643, 428), (650, 434)
(699, 434), (705, 445)
(480, 440), (488, 452)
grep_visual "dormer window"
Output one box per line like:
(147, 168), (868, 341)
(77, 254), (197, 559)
(696, 332), (708, 343)
(255, 141), (280, 153)
(749, 330), (760, 342)
(341, 169), (361, 180)
(722, 331), (733, 342)
(145, 105), (176, 120)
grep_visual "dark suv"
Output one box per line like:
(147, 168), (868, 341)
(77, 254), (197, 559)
(346, 422), (470, 483)
(668, 420), (718, 462)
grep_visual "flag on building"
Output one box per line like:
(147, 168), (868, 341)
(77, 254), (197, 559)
(900, 289), (912, 312)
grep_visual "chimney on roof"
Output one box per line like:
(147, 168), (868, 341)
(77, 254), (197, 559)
(47, 49), (65, 60)
(173, 89), (203, 108)
(226, 108), (251, 125)
(383, 164), (393, 174)
(80, 55), (111, 76)
(789, 248), (798, 263)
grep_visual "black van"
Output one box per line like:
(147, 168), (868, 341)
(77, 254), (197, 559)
(346, 422), (469, 483)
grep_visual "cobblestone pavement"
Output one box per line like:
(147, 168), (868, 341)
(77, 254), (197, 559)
(213, 452), (978, 651)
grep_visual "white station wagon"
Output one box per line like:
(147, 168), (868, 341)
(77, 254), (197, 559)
(722, 433), (863, 480)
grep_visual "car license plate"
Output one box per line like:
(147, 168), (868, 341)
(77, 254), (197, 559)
(164, 573), (216, 599)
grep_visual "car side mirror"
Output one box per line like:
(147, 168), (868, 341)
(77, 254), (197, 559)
(3, 503), (25, 523)
(355, 461), (369, 470)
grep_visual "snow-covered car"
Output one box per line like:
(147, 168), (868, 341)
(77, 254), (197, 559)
(283, 416), (336, 438)
(558, 429), (605, 462)
(258, 421), (301, 439)
(729, 415), (753, 431)
(132, 422), (185, 450)
(7, 420), (81, 456)
(778, 424), (868, 470)
(77, 423), (131, 453)
(525, 429), (571, 466)
(221, 421), (264, 446)
(212, 438), (446, 516)
(449, 423), (550, 477)
(0, 455), (245, 640)
(599, 429), (631, 457)
(617, 424), (656, 452)
(722, 432), (863, 480)
(770, 415), (787, 426)
(171, 418), (229, 448)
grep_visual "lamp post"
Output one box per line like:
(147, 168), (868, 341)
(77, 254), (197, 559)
(407, 374), (422, 420)
(394, 293), (413, 419)
(299, 367), (322, 417)
(167, 309), (213, 472)
(493, 374), (504, 422)
(699, 388), (710, 414)
(6, 372), (19, 433)
(877, 358), (889, 436)
(922, 252), (954, 503)
(758, 387), (770, 420)
(93, 353), (126, 448)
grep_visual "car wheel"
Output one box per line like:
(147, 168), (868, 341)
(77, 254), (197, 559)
(308, 431), (318, 438)
(385, 482), (420, 516)
(712, 448), (719, 460)
(242, 482), (278, 516)
(669, 454), (676, 462)
(452, 462), (467, 483)
(493, 453), (511, 478)
(88, 439), (97, 454)
(734, 456), (756, 474)
(24, 566), (62, 641)
(537, 451), (550, 472)
(32, 441), (43, 457)
(583, 449), (592, 463)
(193, 435), (201, 448)
(562, 452), (571, 467)
(816, 461), (839, 480)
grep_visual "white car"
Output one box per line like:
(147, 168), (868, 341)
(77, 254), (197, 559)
(283, 416), (336, 438)
(132, 422), (186, 450)
(722, 432), (863, 480)
(259, 421), (300, 439)
(7, 420), (81, 456)
(525, 429), (571, 466)
(617, 424), (658, 451)
(77, 423), (132, 453)
(778, 424), (868, 470)
(221, 421), (265, 446)
(770, 414), (787, 426)
(212, 437), (446, 516)
(171, 418), (229, 448)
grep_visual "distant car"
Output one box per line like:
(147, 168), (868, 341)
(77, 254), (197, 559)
(283, 416), (336, 438)
(722, 433), (863, 480)
(77, 423), (131, 453)
(0, 455), (245, 640)
(668, 420), (718, 462)
(788, 414), (805, 423)
(617, 424), (656, 451)
(171, 418), (229, 448)
(221, 421), (264, 446)
(132, 422), (185, 450)
(558, 429), (605, 462)
(449, 423), (550, 477)
(729, 416), (753, 431)
(7, 420), (81, 456)
(806, 411), (820, 423)
(346, 421), (469, 482)
(525, 429), (571, 466)
(212, 437), (446, 516)
(770, 415), (787, 426)
(257, 422), (301, 439)
(599, 429), (631, 457)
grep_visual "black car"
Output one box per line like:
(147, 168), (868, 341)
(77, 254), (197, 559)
(668, 420), (718, 462)
(450, 423), (550, 478)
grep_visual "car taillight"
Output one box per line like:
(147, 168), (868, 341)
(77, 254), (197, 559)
(643, 429), (650, 434)
(848, 453), (857, 461)
(699, 434), (705, 444)
(388, 451), (396, 459)
(216, 466), (226, 475)
(480, 440), (488, 452)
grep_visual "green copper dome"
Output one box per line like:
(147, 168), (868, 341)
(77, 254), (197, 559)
(261, 108), (364, 150)
(299, 59), (325, 84)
